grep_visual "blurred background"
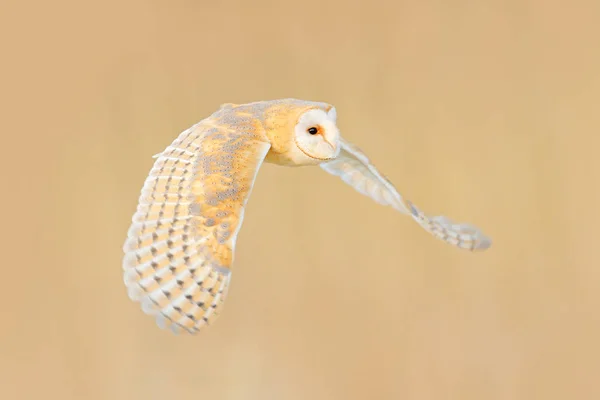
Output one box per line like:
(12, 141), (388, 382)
(2, 0), (599, 399)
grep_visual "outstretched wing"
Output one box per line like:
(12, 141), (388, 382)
(320, 137), (491, 251)
(123, 123), (271, 334)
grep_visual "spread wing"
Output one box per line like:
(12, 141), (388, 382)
(320, 137), (491, 251)
(123, 123), (271, 334)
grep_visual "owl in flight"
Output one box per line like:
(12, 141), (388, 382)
(123, 99), (491, 334)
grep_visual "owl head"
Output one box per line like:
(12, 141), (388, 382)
(292, 106), (340, 162)
(258, 99), (341, 166)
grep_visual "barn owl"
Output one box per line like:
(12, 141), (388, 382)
(122, 99), (491, 334)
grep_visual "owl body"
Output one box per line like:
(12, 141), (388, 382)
(123, 98), (491, 334)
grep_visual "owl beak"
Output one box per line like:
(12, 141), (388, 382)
(322, 136), (336, 152)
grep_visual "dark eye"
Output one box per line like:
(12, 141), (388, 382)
(307, 127), (318, 135)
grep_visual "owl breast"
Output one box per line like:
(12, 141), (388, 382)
(264, 142), (333, 166)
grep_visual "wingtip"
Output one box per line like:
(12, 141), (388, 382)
(473, 235), (492, 251)
(410, 209), (493, 253)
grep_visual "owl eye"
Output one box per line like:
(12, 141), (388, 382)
(307, 127), (318, 135)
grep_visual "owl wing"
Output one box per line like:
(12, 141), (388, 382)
(320, 137), (491, 251)
(123, 123), (271, 334)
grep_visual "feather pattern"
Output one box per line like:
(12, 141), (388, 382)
(123, 112), (271, 334)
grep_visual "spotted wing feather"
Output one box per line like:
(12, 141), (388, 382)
(123, 122), (271, 334)
(320, 137), (491, 251)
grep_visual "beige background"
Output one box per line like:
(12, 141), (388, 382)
(2, 0), (599, 399)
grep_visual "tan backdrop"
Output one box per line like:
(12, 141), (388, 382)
(2, 0), (599, 399)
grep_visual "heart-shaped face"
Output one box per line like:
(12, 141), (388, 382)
(293, 107), (340, 162)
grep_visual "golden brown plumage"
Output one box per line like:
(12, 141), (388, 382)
(123, 99), (491, 334)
